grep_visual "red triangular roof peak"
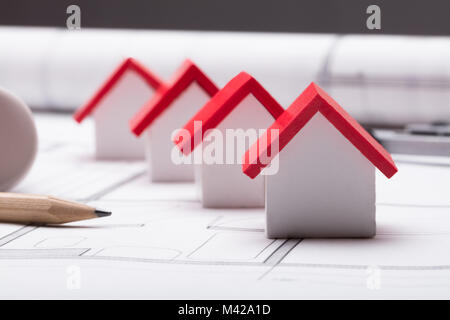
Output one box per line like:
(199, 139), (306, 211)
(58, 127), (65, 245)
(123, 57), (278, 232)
(130, 59), (219, 136)
(73, 57), (163, 123)
(174, 72), (285, 155)
(243, 82), (398, 179)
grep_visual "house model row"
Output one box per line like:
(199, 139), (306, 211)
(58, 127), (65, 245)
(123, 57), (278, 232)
(74, 58), (163, 160)
(74, 57), (398, 238)
(74, 58), (219, 182)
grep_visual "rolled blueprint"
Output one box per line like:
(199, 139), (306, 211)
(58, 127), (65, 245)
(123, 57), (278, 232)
(0, 26), (450, 125)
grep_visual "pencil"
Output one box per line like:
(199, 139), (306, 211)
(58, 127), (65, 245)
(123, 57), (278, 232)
(0, 192), (111, 225)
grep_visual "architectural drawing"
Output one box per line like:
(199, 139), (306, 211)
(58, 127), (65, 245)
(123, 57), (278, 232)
(1, 113), (450, 299)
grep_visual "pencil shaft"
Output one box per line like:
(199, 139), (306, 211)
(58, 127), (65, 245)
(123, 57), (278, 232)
(0, 192), (99, 224)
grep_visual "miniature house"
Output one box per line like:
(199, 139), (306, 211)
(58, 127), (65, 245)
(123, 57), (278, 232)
(243, 82), (398, 238)
(174, 72), (284, 208)
(73, 57), (163, 160)
(130, 59), (219, 182)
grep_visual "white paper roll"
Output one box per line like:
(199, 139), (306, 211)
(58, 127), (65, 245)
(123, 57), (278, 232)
(1, 27), (450, 125)
(0, 27), (335, 111)
(0, 27), (59, 108)
(326, 35), (450, 124)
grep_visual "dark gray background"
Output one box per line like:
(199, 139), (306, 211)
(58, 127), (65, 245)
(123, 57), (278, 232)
(0, 0), (449, 35)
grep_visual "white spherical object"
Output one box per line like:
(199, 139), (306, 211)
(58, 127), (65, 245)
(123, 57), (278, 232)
(0, 87), (37, 191)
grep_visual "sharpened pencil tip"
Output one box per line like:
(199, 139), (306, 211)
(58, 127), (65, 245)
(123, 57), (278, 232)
(95, 209), (112, 218)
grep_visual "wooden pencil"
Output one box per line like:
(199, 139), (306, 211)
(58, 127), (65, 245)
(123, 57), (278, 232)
(0, 192), (111, 225)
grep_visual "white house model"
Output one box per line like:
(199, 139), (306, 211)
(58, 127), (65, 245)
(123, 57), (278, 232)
(243, 83), (398, 238)
(74, 57), (163, 160)
(130, 59), (219, 182)
(174, 72), (284, 208)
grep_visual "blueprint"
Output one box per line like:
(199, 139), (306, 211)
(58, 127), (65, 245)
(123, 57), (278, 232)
(1, 112), (450, 299)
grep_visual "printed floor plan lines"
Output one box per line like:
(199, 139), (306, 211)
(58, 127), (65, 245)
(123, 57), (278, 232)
(2, 113), (450, 298)
(0, 226), (39, 247)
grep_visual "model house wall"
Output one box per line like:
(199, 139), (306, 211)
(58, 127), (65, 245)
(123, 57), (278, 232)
(146, 83), (212, 182)
(74, 58), (163, 160)
(199, 94), (276, 208)
(93, 70), (158, 159)
(266, 112), (376, 238)
(130, 59), (219, 182)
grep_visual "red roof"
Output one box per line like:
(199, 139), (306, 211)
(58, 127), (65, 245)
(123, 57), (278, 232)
(73, 57), (163, 123)
(130, 59), (219, 136)
(174, 72), (285, 155)
(242, 82), (398, 179)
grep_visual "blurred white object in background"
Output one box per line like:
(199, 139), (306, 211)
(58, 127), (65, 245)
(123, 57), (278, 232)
(0, 87), (37, 191)
(0, 27), (450, 126)
(324, 35), (450, 124)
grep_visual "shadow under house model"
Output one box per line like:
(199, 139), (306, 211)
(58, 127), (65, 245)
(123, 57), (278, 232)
(73, 57), (163, 160)
(130, 59), (219, 182)
(243, 83), (398, 239)
(174, 72), (284, 208)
